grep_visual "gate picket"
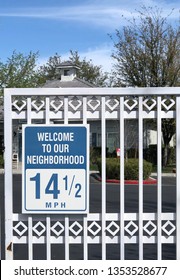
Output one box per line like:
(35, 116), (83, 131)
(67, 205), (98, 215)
(3, 87), (180, 260)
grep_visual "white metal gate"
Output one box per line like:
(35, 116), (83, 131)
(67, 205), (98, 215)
(3, 87), (180, 260)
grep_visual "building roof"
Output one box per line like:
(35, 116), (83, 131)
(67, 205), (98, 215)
(43, 60), (95, 88)
(43, 76), (95, 88)
(56, 61), (80, 70)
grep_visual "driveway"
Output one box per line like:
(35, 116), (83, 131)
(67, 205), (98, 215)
(0, 174), (176, 260)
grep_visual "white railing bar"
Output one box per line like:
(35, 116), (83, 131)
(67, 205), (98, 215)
(176, 96), (180, 260)
(64, 217), (69, 260)
(64, 97), (70, 260)
(27, 97), (33, 260)
(13, 235), (176, 244)
(4, 88), (179, 260)
(5, 87), (180, 97)
(83, 216), (88, 260)
(138, 96), (143, 259)
(4, 93), (13, 260)
(64, 97), (69, 125)
(13, 212), (176, 221)
(27, 97), (32, 124)
(46, 216), (51, 260)
(157, 96), (162, 260)
(45, 97), (50, 124)
(45, 97), (51, 260)
(101, 96), (106, 260)
(120, 96), (125, 260)
(83, 96), (88, 260)
(11, 111), (176, 121)
(83, 96), (87, 126)
(28, 217), (33, 260)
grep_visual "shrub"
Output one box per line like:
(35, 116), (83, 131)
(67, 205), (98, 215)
(97, 158), (120, 179)
(96, 158), (152, 180)
(124, 158), (152, 180)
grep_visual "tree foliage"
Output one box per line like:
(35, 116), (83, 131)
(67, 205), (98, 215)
(0, 50), (108, 95)
(40, 51), (108, 86)
(111, 6), (180, 87)
(0, 51), (43, 95)
(39, 53), (62, 82)
(69, 50), (108, 86)
(111, 6), (180, 166)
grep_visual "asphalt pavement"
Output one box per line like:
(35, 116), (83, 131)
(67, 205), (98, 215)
(0, 172), (176, 260)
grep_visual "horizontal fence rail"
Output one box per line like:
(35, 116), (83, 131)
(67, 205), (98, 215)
(3, 87), (180, 260)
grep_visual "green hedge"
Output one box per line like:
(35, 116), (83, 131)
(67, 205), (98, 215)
(96, 158), (152, 180)
(97, 158), (120, 179)
(124, 158), (152, 180)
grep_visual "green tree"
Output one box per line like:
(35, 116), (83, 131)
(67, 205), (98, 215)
(111, 6), (180, 166)
(111, 6), (180, 87)
(40, 51), (108, 86)
(69, 50), (108, 86)
(0, 51), (43, 95)
(39, 52), (62, 82)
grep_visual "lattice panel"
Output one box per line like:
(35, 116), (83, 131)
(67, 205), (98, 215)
(13, 213), (176, 243)
(50, 97), (64, 112)
(87, 96), (101, 112)
(12, 97), (27, 112)
(11, 95), (176, 118)
(4, 87), (180, 260)
(143, 98), (157, 111)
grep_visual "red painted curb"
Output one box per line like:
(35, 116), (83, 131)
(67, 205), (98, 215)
(106, 178), (157, 184)
(91, 174), (157, 185)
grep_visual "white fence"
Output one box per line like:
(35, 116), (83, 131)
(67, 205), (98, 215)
(3, 87), (180, 260)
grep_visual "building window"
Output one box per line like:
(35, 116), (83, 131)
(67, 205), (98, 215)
(64, 70), (70, 76)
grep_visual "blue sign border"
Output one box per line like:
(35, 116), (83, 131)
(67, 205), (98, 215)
(22, 124), (89, 214)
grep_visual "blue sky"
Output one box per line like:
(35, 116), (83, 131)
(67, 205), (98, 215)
(0, 0), (179, 71)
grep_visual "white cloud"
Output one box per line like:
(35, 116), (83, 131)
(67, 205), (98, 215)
(0, 6), (133, 29)
(76, 45), (114, 72)
(0, 0), (179, 29)
(38, 44), (114, 73)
